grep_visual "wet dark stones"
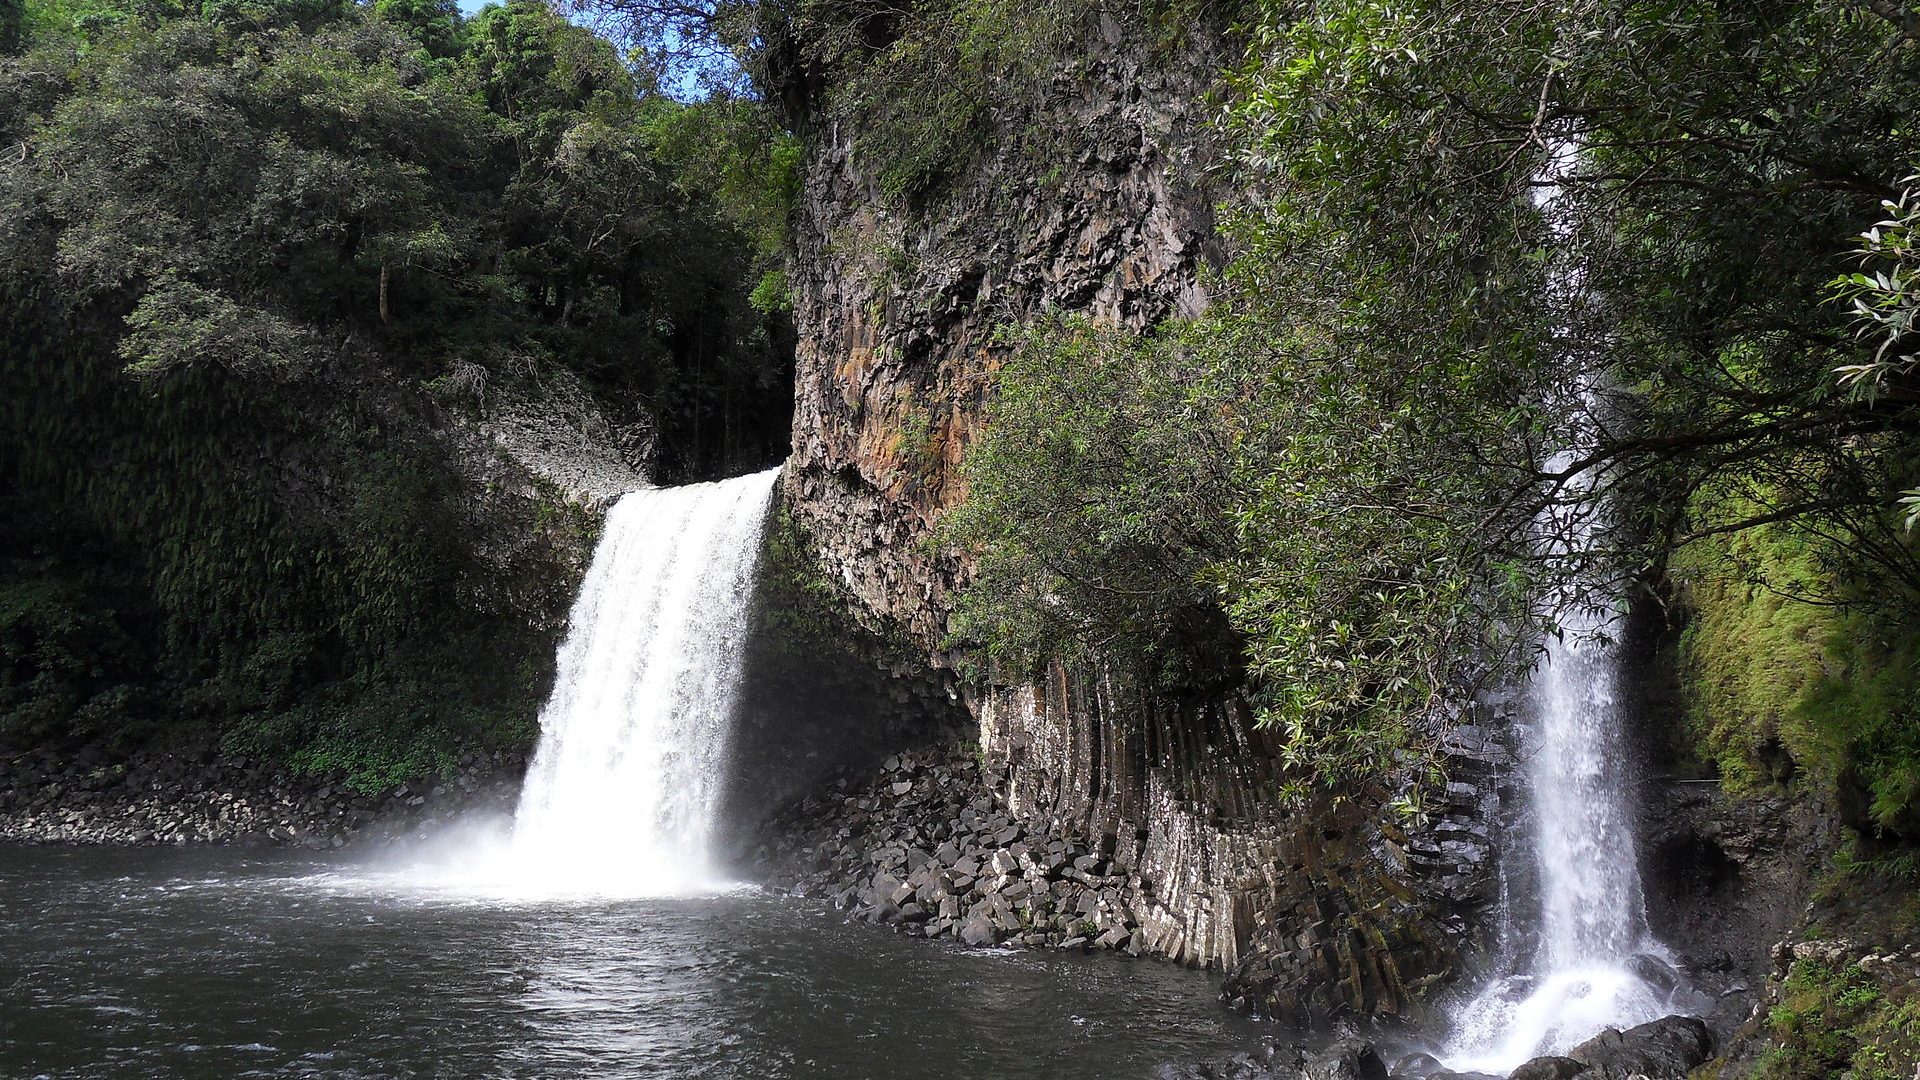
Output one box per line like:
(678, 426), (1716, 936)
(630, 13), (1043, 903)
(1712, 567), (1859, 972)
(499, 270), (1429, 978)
(0, 742), (523, 849)
(750, 746), (1154, 954)
(1505, 1015), (1713, 1080)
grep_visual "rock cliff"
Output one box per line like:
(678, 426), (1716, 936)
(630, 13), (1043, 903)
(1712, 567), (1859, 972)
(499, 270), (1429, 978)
(771, 5), (1502, 1021)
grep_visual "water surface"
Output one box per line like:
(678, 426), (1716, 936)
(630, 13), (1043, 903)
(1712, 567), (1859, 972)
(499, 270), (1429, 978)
(0, 845), (1270, 1079)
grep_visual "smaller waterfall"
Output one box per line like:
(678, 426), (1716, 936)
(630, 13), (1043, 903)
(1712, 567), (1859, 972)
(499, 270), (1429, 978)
(1440, 143), (1679, 1071)
(1440, 531), (1676, 1069)
(489, 467), (780, 898)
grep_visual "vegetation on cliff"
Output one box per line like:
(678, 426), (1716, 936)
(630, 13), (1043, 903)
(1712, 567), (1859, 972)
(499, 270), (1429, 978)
(560, 0), (1920, 836)
(0, 0), (795, 787)
(920, 0), (1920, 835)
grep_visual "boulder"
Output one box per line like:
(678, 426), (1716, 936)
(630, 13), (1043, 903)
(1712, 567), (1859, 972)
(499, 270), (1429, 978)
(1155, 1051), (1290, 1080)
(958, 914), (999, 947)
(1564, 1015), (1712, 1079)
(1389, 1052), (1444, 1078)
(1504, 1058), (1585, 1080)
(1626, 954), (1683, 996)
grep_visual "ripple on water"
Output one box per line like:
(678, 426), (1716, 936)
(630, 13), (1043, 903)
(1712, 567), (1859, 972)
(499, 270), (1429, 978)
(0, 845), (1275, 1080)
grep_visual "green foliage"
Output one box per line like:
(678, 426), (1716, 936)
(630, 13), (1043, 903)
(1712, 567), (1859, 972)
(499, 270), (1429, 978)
(568, 0), (1096, 197)
(640, 91), (799, 261)
(946, 310), (1509, 798)
(749, 268), (792, 313)
(772, 0), (1082, 201)
(0, 557), (147, 740)
(200, 0), (352, 31)
(372, 0), (462, 57)
(1675, 513), (1920, 839)
(942, 318), (1245, 691)
(1758, 960), (1920, 1080)
(1220, 0), (1920, 797)
(119, 275), (317, 379)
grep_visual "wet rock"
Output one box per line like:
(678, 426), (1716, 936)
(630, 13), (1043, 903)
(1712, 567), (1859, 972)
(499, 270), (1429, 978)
(1303, 1038), (1388, 1080)
(1566, 1015), (1712, 1079)
(1626, 953), (1682, 996)
(1155, 1051), (1290, 1080)
(958, 914), (999, 947)
(1504, 1058), (1585, 1080)
(1389, 1052), (1444, 1078)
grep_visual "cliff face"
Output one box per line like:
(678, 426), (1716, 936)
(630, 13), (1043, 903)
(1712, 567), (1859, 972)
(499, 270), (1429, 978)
(775, 9), (1502, 1021)
(779, 11), (1217, 655)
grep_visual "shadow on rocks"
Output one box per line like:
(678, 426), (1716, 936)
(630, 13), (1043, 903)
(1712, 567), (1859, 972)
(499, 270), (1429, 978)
(1164, 1015), (1712, 1080)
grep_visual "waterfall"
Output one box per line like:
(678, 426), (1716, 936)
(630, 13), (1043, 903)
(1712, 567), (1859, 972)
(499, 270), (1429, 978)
(1440, 145), (1678, 1071)
(490, 466), (781, 899)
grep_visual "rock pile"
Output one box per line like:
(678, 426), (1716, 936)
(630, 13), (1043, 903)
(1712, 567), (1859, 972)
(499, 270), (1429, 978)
(1158, 1037), (1391, 1080)
(1163, 1017), (1712, 1080)
(1767, 936), (1920, 987)
(0, 742), (522, 848)
(753, 746), (1157, 951)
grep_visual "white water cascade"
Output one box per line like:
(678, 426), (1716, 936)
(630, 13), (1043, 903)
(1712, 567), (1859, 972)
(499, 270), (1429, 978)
(1441, 145), (1679, 1072)
(487, 466), (781, 899)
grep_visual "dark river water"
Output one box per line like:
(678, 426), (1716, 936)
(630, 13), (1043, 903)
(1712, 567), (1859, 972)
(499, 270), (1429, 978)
(0, 845), (1275, 1079)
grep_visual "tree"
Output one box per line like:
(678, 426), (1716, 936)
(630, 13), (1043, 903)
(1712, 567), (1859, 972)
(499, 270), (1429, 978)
(0, 0), (796, 782)
(373, 0), (464, 57)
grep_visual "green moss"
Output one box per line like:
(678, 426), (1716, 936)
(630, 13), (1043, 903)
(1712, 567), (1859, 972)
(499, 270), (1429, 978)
(1756, 960), (1920, 1080)
(1672, 513), (1920, 839)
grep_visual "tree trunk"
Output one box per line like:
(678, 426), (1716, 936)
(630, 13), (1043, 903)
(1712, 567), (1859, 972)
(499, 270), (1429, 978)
(379, 261), (391, 325)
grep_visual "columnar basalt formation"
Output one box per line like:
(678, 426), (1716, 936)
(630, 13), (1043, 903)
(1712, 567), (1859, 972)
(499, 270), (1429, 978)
(773, 11), (1504, 1018)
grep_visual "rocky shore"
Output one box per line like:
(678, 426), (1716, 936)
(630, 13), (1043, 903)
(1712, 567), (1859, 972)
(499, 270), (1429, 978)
(1160, 1015), (1714, 1080)
(0, 741), (523, 849)
(751, 745), (1160, 952)
(751, 743), (1745, 1080)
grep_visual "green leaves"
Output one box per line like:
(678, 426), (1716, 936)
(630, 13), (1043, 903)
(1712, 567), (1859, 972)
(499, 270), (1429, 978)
(1833, 176), (1920, 397)
(954, 0), (1920, 812)
(0, 0), (23, 54)
(942, 316), (1245, 688)
(119, 274), (315, 379)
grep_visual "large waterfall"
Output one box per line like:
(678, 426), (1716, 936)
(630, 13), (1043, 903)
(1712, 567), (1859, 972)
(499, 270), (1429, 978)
(1441, 145), (1678, 1071)
(491, 467), (781, 898)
